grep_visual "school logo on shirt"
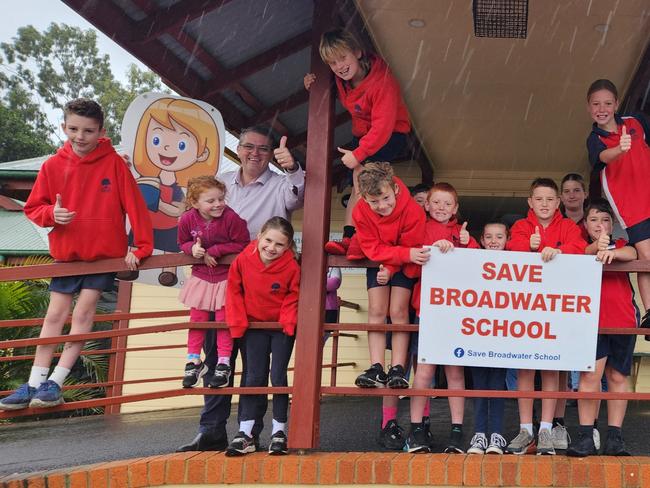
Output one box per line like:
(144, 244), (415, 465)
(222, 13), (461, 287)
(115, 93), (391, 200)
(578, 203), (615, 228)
(354, 103), (362, 113)
(101, 178), (112, 192)
(271, 283), (281, 294)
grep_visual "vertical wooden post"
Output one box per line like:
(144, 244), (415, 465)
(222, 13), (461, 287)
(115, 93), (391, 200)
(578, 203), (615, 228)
(287, 0), (335, 449)
(105, 281), (132, 415)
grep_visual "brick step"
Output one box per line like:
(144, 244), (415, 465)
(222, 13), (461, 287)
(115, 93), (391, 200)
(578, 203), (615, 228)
(2, 452), (647, 487)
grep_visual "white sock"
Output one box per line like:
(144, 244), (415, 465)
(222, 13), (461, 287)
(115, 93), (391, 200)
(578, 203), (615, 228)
(539, 421), (553, 433)
(48, 366), (71, 387)
(272, 419), (286, 434)
(521, 423), (534, 436)
(240, 420), (255, 437)
(28, 366), (49, 388)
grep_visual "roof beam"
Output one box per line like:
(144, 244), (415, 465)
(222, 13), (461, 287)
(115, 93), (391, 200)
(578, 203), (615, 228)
(62, 0), (248, 131)
(203, 31), (312, 96)
(248, 89), (309, 125)
(132, 0), (233, 43)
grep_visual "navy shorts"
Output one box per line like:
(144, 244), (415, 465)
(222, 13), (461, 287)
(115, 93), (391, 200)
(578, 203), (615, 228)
(366, 268), (416, 290)
(625, 217), (650, 245)
(353, 132), (408, 163)
(49, 272), (116, 294)
(595, 333), (636, 376)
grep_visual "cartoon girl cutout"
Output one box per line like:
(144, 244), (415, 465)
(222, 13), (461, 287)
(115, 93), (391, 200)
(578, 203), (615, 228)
(133, 97), (220, 286)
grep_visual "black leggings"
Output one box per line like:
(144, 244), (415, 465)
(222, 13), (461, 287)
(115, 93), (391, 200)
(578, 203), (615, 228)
(239, 329), (295, 423)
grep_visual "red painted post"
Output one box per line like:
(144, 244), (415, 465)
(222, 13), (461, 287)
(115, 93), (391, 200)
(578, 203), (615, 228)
(105, 281), (133, 415)
(287, 0), (336, 449)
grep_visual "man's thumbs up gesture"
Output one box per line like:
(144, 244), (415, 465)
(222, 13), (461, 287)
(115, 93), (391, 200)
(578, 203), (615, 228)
(274, 136), (297, 171)
(53, 193), (76, 225)
(530, 225), (541, 251)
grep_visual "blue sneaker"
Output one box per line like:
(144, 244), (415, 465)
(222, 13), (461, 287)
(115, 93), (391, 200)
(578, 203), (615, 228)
(29, 380), (64, 408)
(0, 383), (36, 410)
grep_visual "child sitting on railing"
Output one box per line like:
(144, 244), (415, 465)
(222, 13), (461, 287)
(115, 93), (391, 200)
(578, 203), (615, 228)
(0, 99), (153, 411)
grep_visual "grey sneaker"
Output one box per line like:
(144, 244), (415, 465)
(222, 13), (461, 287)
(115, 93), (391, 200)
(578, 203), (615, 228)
(486, 433), (508, 455)
(593, 428), (601, 451)
(551, 424), (570, 450)
(537, 428), (556, 455)
(467, 432), (488, 454)
(506, 429), (536, 455)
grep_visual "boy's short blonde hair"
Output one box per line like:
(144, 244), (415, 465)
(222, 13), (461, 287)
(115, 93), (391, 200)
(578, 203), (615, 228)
(358, 162), (396, 196)
(319, 29), (371, 73)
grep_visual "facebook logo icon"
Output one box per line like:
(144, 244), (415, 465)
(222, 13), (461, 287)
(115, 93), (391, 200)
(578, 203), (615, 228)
(454, 347), (464, 358)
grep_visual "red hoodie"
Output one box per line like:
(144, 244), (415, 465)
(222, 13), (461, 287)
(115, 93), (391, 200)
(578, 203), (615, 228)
(353, 176), (425, 277)
(336, 55), (411, 163)
(506, 209), (586, 254)
(411, 218), (480, 315)
(226, 241), (300, 339)
(24, 138), (153, 262)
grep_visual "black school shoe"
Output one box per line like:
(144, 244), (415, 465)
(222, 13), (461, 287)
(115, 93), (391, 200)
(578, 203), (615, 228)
(378, 420), (406, 450)
(567, 430), (597, 457)
(602, 430), (630, 456)
(176, 431), (228, 452)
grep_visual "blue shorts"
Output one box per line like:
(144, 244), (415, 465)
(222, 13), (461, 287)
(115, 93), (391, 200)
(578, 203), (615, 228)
(49, 272), (116, 294)
(366, 268), (416, 290)
(626, 217), (650, 245)
(353, 132), (408, 163)
(595, 333), (636, 376)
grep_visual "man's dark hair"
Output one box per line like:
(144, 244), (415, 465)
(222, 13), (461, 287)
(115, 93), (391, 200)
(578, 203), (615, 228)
(239, 125), (275, 146)
(63, 98), (104, 128)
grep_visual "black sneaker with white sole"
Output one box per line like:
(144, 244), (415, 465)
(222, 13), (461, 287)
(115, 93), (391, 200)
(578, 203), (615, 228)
(444, 427), (465, 454)
(355, 363), (388, 388)
(378, 419), (405, 450)
(387, 364), (409, 389)
(183, 361), (208, 388)
(208, 363), (231, 388)
(404, 424), (430, 453)
(225, 431), (256, 456)
(268, 431), (288, 455)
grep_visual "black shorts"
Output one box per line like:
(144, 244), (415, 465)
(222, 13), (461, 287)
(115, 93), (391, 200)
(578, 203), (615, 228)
(595, 333), (636, 376)
(49, 272), (116, 294)
(366, 268), (416, 290)
(625, 217), (650, 245)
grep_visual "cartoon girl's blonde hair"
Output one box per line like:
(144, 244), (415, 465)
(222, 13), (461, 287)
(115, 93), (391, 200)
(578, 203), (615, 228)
(133, 98), (220, 186)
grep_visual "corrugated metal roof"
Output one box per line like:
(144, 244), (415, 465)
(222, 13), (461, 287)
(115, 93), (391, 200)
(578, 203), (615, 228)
(0, 203), (50, 254)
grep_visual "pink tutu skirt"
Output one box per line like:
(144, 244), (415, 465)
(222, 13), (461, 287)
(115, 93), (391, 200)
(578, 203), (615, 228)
(178, 275), (227, 311)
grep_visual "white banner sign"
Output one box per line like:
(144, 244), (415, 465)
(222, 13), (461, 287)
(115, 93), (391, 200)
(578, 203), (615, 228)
(418, 248), (602, 371)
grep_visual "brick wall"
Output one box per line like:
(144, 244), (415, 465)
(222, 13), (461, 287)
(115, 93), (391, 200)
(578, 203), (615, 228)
(2, 452), (648, 487)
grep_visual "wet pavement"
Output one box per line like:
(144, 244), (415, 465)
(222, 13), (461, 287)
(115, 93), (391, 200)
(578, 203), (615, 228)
(1, 396), (649, 476)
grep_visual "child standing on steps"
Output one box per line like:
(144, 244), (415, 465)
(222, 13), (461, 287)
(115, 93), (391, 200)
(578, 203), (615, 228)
(405, 182), (479, 454)
(225, 217), (300, 457)
(466, 221), (510, 455)
(0, 98), (153, 411)
(177, 175), (249, 388)
(304, 28), (411, 259)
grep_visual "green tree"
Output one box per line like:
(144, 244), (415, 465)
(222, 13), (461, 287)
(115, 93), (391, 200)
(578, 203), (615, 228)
(0, 23), (167, 147)
(0, 102), (55, 162)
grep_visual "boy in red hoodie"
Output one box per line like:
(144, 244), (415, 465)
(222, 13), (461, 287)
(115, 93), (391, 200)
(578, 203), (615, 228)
(351, 162), (428, 449)
(504, 178), (586, 455)
(0, 99), (153, 411)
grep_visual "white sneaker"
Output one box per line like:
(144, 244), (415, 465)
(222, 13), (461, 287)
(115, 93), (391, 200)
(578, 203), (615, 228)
(593, 428), (601, 451)
(486, 433), (508, 455)
(551, 424), (570, 450)
(467, 432), (488, 454)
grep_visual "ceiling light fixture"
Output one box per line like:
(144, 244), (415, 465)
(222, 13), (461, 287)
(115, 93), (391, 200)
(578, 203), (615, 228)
(408, 18), (426, 28)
